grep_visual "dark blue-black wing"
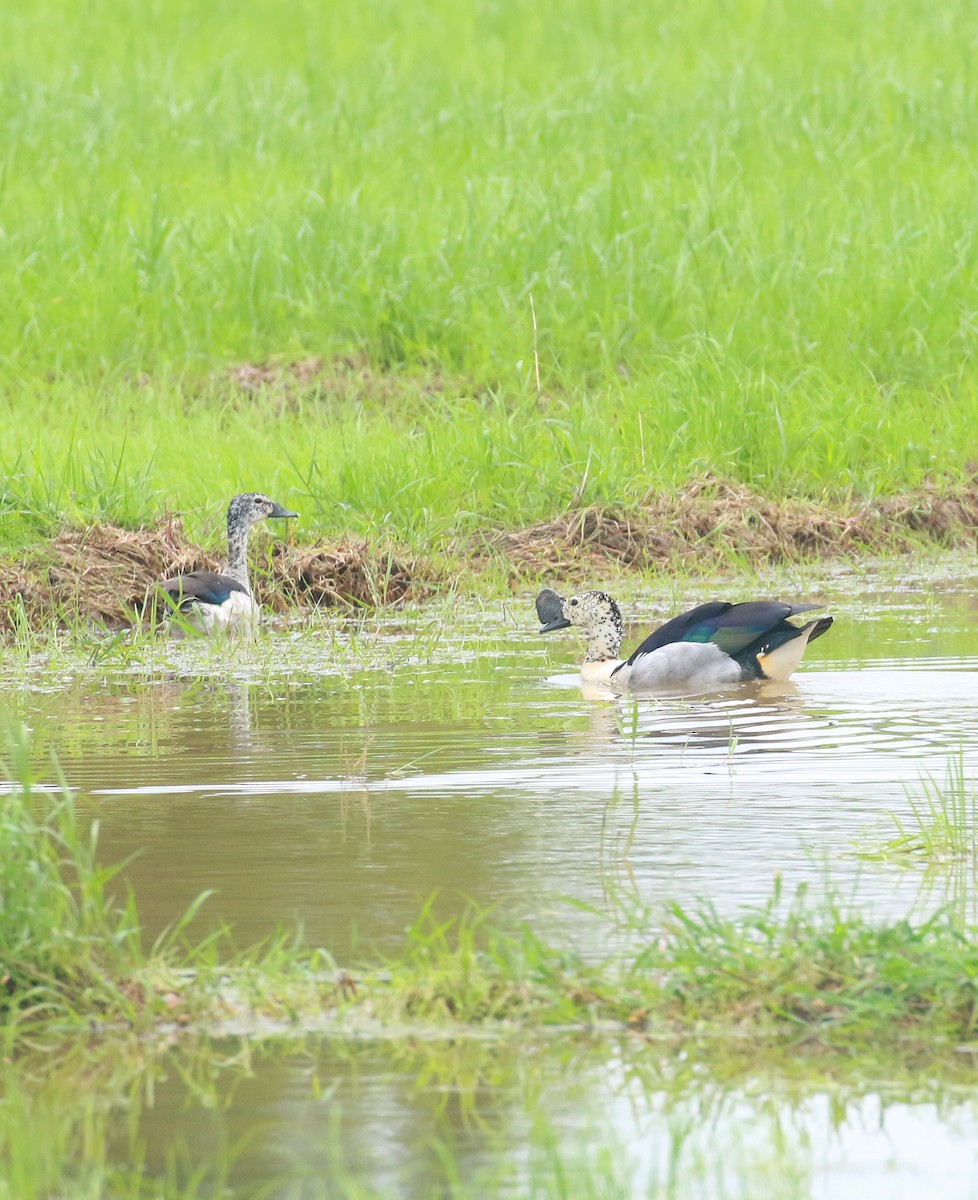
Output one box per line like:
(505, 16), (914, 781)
(160, 571), (247, 610)
(625, 601), (823, 665)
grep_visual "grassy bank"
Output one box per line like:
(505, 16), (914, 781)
(4, 719), (978, 1055)
(4, 475), (978, 635)
(2, 0), (978, 557)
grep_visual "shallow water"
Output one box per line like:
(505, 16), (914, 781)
(10, 567), (978, 955)
(4, 561), (978, 1197)
(117, 1036), (978, 1200)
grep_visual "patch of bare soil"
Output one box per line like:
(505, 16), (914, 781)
(486, 475), (978, 578)
(0, 521), (424, 634)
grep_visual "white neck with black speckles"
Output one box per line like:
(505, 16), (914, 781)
(583, 620), (623, 663)
(225, 517), (253, 592)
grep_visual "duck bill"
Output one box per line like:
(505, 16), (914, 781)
(268, 502), (298, 519)
(535, 587), (567, 631)
(539, 617), (572, 633)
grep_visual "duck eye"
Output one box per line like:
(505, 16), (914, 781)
(570, 598), (578, 607)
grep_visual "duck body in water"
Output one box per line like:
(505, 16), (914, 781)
(535, 589), (832, 690)
(160, 493), (297, 638)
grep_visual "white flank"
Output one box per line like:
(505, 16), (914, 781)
(614, 643), (743, 691)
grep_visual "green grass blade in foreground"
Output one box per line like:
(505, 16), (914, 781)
(0, 723), (144, 1024)
(341, 886), (978, 1048)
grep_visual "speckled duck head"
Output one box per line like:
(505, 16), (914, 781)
(538, 589), (624, 663)
(225, 492), (297, 586)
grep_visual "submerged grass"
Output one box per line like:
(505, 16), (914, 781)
(851, 754), (978, 926)
(0, 1031), (943, 1200)
(855, 753), (977, 866)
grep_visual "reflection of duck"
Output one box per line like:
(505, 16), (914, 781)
(160, 493), (296, 638)
(536, 589), (832, 691)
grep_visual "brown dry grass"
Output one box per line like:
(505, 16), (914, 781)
(487, 475), (978, 579)
(0, 521), (220, 632)
(0, 520), (424, 633)
(263, 540), (418, 610)
(0, 474), (975, 633)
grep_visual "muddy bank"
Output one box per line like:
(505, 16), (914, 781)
(0, 475), (975, 631)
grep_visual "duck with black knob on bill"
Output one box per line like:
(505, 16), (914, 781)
(535, 588), (832, 692)
(159, 492), (297, 639)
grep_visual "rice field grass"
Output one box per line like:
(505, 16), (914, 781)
(2, 0), (978, 559)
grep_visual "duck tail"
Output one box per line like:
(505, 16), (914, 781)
(804, 615), (834, 645)
(751, 615), (834, 681)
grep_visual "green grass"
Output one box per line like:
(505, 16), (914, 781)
(854, 753), (976, 866)
(0, 721), (217, 1033)
(356, 885), (978, 1047)
(2, 0), (978, 554)
(0, 724), (143, 1024)
(852, 754), (978, 925)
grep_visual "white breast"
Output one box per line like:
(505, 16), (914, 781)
(169, 592), (261, 640)
(612, 643), (743, 691)
(581, 659), (626, 685)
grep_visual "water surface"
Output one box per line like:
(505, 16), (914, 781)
(9, 568), (978, 954)
(4, 562), (978, 1197)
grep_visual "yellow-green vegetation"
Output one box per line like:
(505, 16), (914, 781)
(2, 0), (978, 560)
(0, 726), (142, 1023)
